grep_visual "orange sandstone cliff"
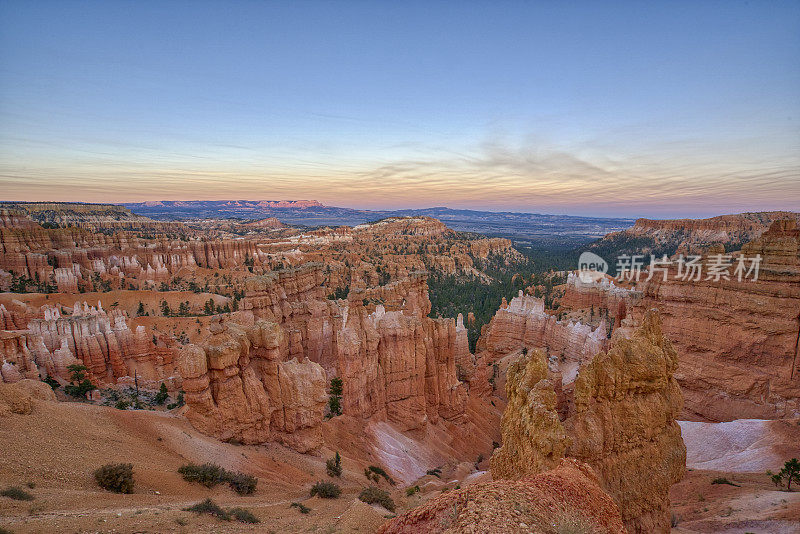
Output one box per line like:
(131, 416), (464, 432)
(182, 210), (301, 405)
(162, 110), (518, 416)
(490, 310), (686, 534)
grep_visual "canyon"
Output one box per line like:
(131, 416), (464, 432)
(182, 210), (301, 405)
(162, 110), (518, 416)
(560, 218), (800, 422)
(1, 203), (798, 533)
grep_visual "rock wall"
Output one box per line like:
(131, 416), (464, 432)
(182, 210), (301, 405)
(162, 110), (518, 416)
(490, 310), (686, 534)
(179, 320), (327, 452)
(593, 211), (800, 255)
(0, 299), (175, 385)
(635, 219), (800, 420)
(232, 266), (468, 430)
(556, 219), (800, 421)
(476, 292), (610, 390)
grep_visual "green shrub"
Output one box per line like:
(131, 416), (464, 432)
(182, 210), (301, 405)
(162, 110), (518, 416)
(178, 463), (257, 494)
(327, 395), (341, 417)
(183, 499), (259, 523)
(43, 375), (60, 390)
(358, 486), (395, 512)
(167, 391), (185, 410)
(184, 498), (228, 520)
(1, 487), (34, 501)
(327, 377), (343, 416)
(154, 383), (169, 405)
(309, 481), (341, 499)
(405, 485), (420, 497)
(426, 467), (442, 478)
(228, 507), (259, 523)
(94, 463), (134, 493)
(329, 377), (343, 396)
(326, 451), (342, 478)
(64, 364), (96, 398)
(768, 458), (800, 491)
(290, 502), (311, 514)
(178, 463), (226, 488)
(365, 465), (395, 485)
(227, 471), (257, 495)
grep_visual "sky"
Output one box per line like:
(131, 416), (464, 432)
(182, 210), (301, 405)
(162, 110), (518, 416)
(0, 0), (798, 218)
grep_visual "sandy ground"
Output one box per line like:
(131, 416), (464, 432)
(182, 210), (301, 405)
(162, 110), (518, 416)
(671, 417), (800, 533)
(0, 399), (393, 533)
(671, 469), (800, 533)
(2, 395), (799, 533)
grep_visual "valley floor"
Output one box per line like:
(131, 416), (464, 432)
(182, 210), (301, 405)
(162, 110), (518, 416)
(1, 400), (798, 533)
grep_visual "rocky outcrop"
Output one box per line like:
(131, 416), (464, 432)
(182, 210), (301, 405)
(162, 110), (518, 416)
(237, 266), (469, 430)
(379, 458), (626, 534)
(179, 319), (327, 452)
(479, 292), (609, 366)
(559, 272), (640, 322)
(0, 378), (56, 416)
(0, 331), (48, 382)
(634, 219), (800, 421)
(490, 310), (686, 534)
(26, 302), (166, 383)
(592, 211), (800, 255)
(0, 298), (176, 385)
(489, 348), (570, 477)
(567, 310), (686, 533)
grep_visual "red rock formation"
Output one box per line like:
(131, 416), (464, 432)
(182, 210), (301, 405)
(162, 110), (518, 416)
(490, 310), (686, 534)
(596, 211), (800, 254)
(634, 219), (800, 421)
(179, 319), (327, 452)
(559, 272), (639, 320)
(0, 331), (48, 382)
(0, 299), (175, 385)
(25, 301), (166, 383)
(239, 266), (470, 430)
(379, 458), (626, 534)
(471, 291), (610, 405)
(0, 209), (39, 229)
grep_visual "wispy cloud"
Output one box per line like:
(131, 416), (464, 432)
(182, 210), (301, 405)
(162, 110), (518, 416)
(1, 135), (798, 218)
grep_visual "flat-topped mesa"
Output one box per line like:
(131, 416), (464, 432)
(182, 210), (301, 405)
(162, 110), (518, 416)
(353, 216), (453, 237)
(490, 309), (686, 534)
(240, 217), (285, 229)
(598, 211), (800, 255)
(179, 319), (328, 453)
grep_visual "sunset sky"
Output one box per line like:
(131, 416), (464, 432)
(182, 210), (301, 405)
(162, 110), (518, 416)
(1, 1), (798, 217)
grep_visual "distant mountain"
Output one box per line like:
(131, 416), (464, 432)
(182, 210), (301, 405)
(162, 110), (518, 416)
(121, 200), (635, 244)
